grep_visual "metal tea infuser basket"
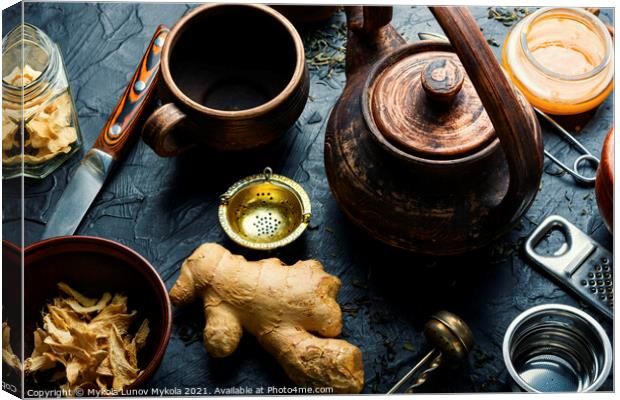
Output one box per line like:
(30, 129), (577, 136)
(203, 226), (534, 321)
(503, 304), (612, 392)
(219, 167), (312, 250)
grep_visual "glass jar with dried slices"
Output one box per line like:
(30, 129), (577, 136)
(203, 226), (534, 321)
(2, 23), (82, 179)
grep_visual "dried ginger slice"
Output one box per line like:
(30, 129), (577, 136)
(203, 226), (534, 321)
(3, 65), (41, 86)
(65, 349), (107, 388)
(55, 126), (77, 147)
(96, 356), (113, 377)
(24, 328), (57, 374)
(67, 325), (99, 355)
(65, 358), (83, 385)
(62, 292), (112, 315)
(49, 94), (72, 128)
(43, 335), (92, 362)
(2, 322), (22, 372)
(2, 110), (19, 150)
(57, 283), (98, 307)
(111, 293), (128, 306)
(47, 303), (84, 330)
(29, 329), (65, 371)
(89, 299), (136, 337)
(108, 325), (139, 391)
(133, 319), (149, 352)
(124, 319), (150, 368)
(25, 93), (77, 155)
(27, 119), (57, 148)
(57, 282), (99, 307)
(43, 313), (72, 344)
(25, 355), (58, 375)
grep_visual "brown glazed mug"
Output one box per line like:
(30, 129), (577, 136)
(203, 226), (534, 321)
(142, 3), (309, 156)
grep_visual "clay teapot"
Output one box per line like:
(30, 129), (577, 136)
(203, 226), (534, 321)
(595, 127), (613, 233)
(325, 6), (544, 255)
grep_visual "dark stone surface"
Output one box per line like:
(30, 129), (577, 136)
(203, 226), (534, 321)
(3, 3), (614, 394)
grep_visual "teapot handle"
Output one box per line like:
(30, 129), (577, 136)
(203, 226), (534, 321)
(345, 6), (405, 76)
(347, 6), (392, 34)
(429, 7), (543, 228)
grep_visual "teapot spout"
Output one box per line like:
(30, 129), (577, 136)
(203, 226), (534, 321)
(345, 6), (406, 76)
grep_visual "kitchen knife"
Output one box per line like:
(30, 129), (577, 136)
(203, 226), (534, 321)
(41, 25), (169, 239)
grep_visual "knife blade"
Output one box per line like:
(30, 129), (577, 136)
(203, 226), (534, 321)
(42, 25), (169, 239)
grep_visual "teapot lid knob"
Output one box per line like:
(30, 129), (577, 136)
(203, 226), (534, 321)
(421, 57), (464, 105)
(365, 47), (495, 160)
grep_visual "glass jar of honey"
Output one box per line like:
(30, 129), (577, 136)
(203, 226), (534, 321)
(2, 23), (82, 179)
(502, 8), (614, 115)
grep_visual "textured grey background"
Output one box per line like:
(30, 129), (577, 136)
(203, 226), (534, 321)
(2, 2), (614, 394)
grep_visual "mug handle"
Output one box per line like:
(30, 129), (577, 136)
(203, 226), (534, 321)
(141, 103), (196, 157)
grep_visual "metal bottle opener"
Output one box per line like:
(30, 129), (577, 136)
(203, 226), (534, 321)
(524, 215), (613, 320)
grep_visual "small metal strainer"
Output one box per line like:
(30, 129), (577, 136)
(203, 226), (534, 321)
(218, 167), (312, 250)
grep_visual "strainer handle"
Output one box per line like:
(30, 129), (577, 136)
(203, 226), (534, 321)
(263, 167), (273, 181)
(405, 352), (443, 393)
(430, 7), (544, 232)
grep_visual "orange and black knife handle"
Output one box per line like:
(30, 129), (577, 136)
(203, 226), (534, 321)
(93, 25), (169, 159)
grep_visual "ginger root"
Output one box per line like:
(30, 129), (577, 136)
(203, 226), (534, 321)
(169, 243), (364, 393)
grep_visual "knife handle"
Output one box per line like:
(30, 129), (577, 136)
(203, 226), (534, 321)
(93, 25), (169, 159)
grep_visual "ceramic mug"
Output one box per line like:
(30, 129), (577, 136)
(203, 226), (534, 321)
(142, 3), (309, 156)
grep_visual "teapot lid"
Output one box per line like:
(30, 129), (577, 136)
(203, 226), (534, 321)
(366, 46), (495, 159)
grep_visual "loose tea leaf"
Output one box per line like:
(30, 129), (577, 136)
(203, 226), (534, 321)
(303, 12), (347, 81)
(487, 7), (531, 26)
(403, 342), (416, 352)
(486, 38), (500, 47)
(352, 279), (368, 289)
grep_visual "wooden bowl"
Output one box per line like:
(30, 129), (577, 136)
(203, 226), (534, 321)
(2, 240), (21, 333)
(596, 127), (614, 233)
(24, 236), (172, 391)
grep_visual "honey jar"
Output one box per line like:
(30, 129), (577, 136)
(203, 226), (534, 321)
(502, 8), (614, 115)
(2, 23), (82, 179)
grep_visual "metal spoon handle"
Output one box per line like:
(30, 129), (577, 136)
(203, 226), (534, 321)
(534, 108), (593, 156)
(387, 349), (439, 394)
(534, 108), (599, 185)
(405, 352), (443, 393)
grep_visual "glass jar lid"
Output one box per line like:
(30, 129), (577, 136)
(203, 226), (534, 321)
(365, 47), (495, 160)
